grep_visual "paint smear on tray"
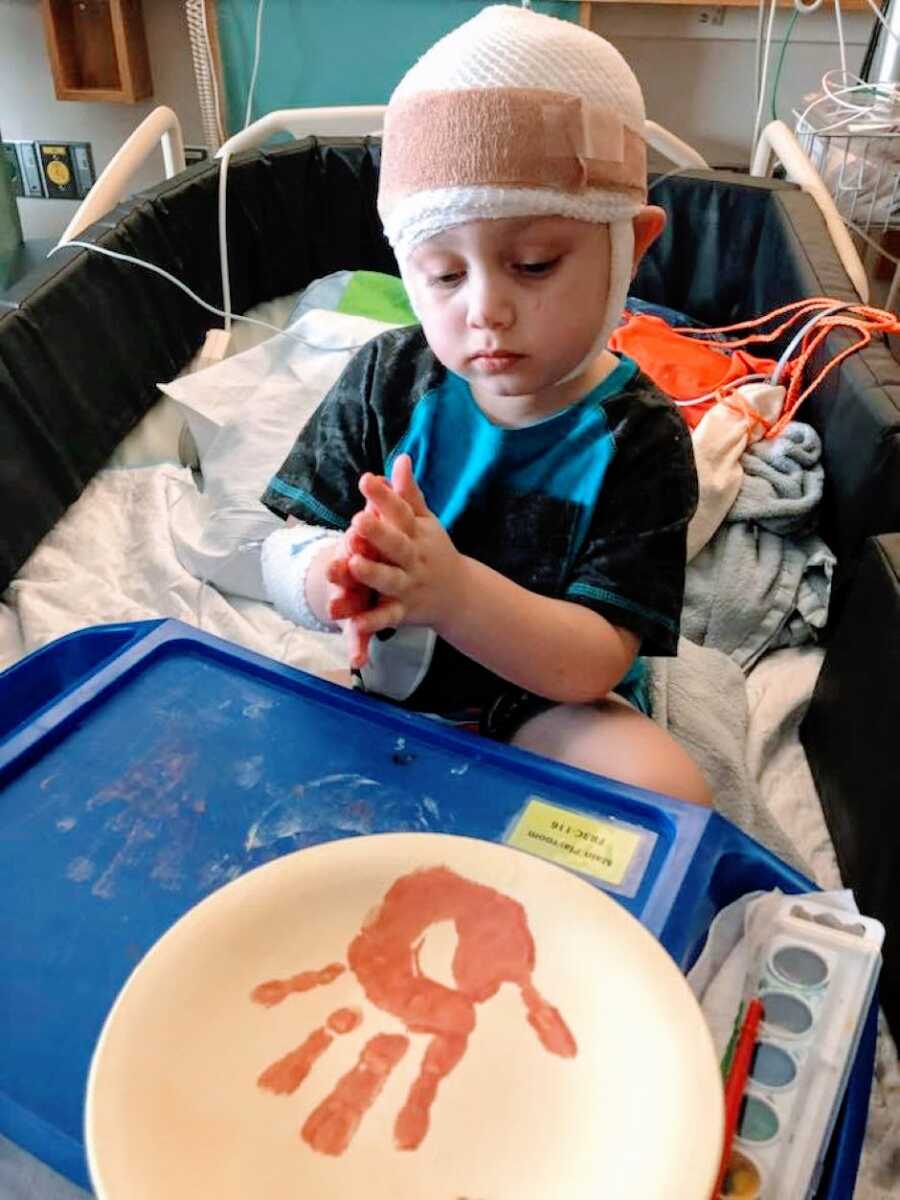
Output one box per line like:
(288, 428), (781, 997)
(252, 865), (575, 1156)
(81, 739), (204, 899)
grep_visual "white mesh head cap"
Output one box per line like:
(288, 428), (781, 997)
(379, 4), (648, 261)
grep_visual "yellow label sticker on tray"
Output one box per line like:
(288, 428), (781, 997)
(507, 798), (641, 886)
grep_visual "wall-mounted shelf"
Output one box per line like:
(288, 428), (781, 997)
(40, 0), (153, 104)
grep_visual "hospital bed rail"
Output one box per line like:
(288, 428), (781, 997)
(752, 118), (870, 304)
(57, 106), (186, 246)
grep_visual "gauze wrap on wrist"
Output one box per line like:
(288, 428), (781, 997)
(261, 524), (341, 632)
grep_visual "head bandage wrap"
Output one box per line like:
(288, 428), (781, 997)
(377, 5), (649, 372)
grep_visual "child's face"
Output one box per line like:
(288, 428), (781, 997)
(406, 216), (613, 406)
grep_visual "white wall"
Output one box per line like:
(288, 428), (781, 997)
(0, 0), (203, 240)
(590, 3), (871, 168)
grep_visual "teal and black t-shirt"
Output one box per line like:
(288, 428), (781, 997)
(262, 325), (698, 713)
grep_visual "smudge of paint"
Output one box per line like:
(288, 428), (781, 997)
(421, 796), (439, 820)
(66, 857), (95, 883)
(449, 764), (469, 777)
(40, 774), (59, 792)
(150, 843), (184, 892)
(234, 756), (264, 790)
(79, 737), (207, 901)
(253, 865), (575, 1157)
(198, 857), (242, 891)
(302, 1034), (410, 1156)
(244, 802), (310, 852)
(251, 963), (345, 1008)
(244, 776), (379, 852)
(327, 1007), (362, 1035)
(56, 817), (76, 832)
(242, 698), (274, 720)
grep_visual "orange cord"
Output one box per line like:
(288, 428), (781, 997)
(674, 298), (899, 438)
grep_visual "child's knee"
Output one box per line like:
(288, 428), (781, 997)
(511, 700), (713, 807)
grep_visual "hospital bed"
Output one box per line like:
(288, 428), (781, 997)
(0, 106), (899, 1197)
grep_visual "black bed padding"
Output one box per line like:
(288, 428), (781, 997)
(801, 533), (900, 1033)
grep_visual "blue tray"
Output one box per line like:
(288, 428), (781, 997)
(0, 619), (876, 1196)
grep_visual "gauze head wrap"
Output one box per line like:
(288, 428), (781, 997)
(377, 5), (649, 367)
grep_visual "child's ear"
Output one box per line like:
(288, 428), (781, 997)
(631, 206), (666, 274)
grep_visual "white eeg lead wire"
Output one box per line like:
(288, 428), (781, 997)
(244, 0), (267, 129)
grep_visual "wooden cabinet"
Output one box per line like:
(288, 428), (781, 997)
(40, 0), (152, 104)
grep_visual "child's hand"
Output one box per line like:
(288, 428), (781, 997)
(324, 528), (379, 670)
(345, 454), (462, 638)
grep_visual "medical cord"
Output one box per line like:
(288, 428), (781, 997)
(675, 298), (900, 436)
(752, 0), (780, 160)
(244, 0), (267, 129)
(47, 240), (373, 353)
(753, 0), (900, 159)
(770, 10), (799, 122)
(219, 149), (232, 333)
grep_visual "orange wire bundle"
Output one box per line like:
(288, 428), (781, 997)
(611, 299), (900, 440)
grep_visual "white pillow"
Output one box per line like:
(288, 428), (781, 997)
(158, 308), (397, 599)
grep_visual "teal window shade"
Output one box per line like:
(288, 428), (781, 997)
(217, 0), (578, 134)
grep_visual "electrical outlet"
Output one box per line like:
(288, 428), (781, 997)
(11, 142), (44, 198)
(697, 7), (726, 25)
(1, 143), (23, 197)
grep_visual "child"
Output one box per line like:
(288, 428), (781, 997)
(261, 5), (710, 807)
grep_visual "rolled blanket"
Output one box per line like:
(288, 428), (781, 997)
(682, 421), (835, 671)
(731, 421), (825, 537)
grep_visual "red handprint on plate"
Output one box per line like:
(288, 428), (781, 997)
(252, 865), (576, 1156)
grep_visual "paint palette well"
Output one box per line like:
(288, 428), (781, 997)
(86, 832), (723, 1200)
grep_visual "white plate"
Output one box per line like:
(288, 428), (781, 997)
(86, 832), (723, 1200)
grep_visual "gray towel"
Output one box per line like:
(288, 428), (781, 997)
(682, 422), (835, 672)
(649, 638), (807, 872)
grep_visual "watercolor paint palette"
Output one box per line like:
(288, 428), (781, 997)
(0, 618), (879, 1197)
(723, 897), (884, 1200)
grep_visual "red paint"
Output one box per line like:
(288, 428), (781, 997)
(327, 1007), (362, 1035)
(301, 1034), (409, 1156)
(258, 1026), (333, 1095)
(253, 865), (576, 1156)
(348, 866), (576, 1149)
(251, 962), (345, 1008)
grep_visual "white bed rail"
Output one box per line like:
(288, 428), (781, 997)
(645, 121), (710, 171)
(58, 107), (186, 246)
(217, 106), (387, 158)
(751, 119), (869, 304)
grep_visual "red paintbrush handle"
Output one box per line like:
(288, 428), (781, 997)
(710, 997), (764, 1199)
